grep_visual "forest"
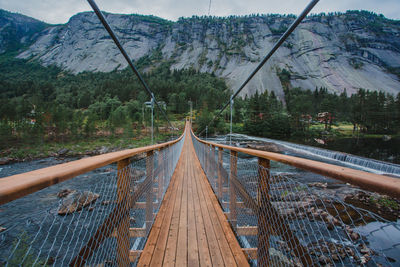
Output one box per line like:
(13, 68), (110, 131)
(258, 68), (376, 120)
(1, 54), (400, 154)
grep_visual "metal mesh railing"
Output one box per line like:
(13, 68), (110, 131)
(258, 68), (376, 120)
(192, 133), (400, 266)
(0, 135), (184, 266)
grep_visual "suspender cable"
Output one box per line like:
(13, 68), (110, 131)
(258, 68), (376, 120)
(87, 0), (173, 129)
(197, 0), (319, 136)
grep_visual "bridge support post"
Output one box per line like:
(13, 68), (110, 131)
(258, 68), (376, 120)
(158, 149), (164, 203)
(211, 145), (216, 189)
(146, 151), (154, 234)
(204, 145), (208, 175)
(218, 147), (223, 200)
(117, 158), (131, 266)
(230, 151), (237, 228)
(257, 158), (270, 267)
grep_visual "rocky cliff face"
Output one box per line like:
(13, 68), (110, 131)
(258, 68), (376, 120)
(3, 9), (400, 97)
(0, 9), (47, 53)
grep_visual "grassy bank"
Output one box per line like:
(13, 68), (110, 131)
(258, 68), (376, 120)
(0, 125), (183, 162)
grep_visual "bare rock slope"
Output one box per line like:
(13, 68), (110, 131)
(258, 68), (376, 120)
(5, 10), (400, 97)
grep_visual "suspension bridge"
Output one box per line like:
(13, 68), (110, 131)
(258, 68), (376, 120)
(1, 0), (400, 266)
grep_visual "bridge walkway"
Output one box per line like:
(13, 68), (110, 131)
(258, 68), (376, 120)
(137, 124), (249, 266)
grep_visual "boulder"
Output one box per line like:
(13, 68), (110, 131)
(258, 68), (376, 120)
(57, 148), (69, 156)
(0, 157), (11, 165)
(58, 191), (99, 215)
(57, 189), (76, 198)
(246, 142), (284, 153)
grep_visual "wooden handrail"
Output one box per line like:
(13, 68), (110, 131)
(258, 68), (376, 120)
(191, 130), (400, 200)
(0, 130), (185, 205)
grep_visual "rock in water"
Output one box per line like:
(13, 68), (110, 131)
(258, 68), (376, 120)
(58, 191), (99, 215)
(0, 157), (11, 165)
(57, 188), (76, 198)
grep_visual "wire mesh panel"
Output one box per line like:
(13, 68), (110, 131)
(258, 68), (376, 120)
(192, 133), (400, 266)
(0, 136), (184, 266)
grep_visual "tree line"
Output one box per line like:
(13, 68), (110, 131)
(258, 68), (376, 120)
(222, 86), (400, 140)
(1, 54), (400, 148)
(0, 55), (229, 147)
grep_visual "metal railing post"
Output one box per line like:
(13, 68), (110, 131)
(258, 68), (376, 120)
(146, 151), (154, 233)
(230, 150), (237, 228)
(218, 147), (223, 200)
(117, 158), (131, 266)
(258, 158), (270, 267)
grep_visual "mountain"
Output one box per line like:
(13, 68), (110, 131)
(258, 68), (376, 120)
(0, 9), (48, 53)
(2, 9), (400, 98)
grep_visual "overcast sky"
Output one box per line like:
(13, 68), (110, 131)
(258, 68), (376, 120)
(1, 0), (399, 24)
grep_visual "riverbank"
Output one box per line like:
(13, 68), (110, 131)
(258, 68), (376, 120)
(226, 122), (400, 164)
(0, 129), (181, 165)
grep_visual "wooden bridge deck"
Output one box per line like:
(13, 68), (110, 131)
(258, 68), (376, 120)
(137, 125), (249, 266)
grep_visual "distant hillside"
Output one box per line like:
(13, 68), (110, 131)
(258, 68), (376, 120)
(0, 9), (48, 53)
(1, 9), (400, 98)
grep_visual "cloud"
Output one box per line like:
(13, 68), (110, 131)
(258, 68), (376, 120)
(0, 0), (399, 24)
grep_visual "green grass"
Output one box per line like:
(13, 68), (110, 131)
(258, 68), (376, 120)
(1, 127), (182, 161)
(369, 196), (399, 209)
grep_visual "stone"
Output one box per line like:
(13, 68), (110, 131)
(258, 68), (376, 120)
(57, 148), (69, 156)
(308, 182), (328, 189)
(57, 189), (76, 198)
(246, 142), (284, 153)
(0, 157), (11, 165)
(132, 169), (146, 178)
(318, 255), (330, 264)
(350, 232), (360, 241)
(332, 253), (340, 261)
(0, 226), (6, 232)
(101, 200), (111, 206)
(58, 191), (99, 215)
(359, 244), (371, 255)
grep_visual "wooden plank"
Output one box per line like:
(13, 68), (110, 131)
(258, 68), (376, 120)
(230, 151), (237, 228)
(230, 173), (313, 266)
(191, 131), (400, 200)
(187, 157), (200, 267)
(158, 149), (164, 202)
(175, 142), (189, 266)
(0, 132), (184, 205)
(191, 152), (212, 267)
(139, 124), (252, 266)
(111, 227), (147, 238)
(146, 151), (154, 234)
(137, 154), (181, 266)
(218, 147), (223, 200)
(258, 158), (271, 267)
(163, 151), (185, 266)
(129, 250), (143, 262)
(117, 158), (131, 266)
(149, 149), (183, 266)
(221, 201), (245, 209)
(242, 248), (257, 260)
(195, 153), (249, 267)
(193, 151), (225, 266)
(134, 202), (157, 209)
(197, 164), (237, 267)
(236, 226), (258, 236)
